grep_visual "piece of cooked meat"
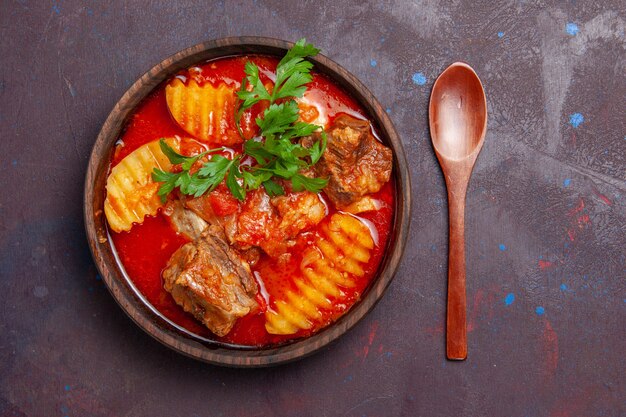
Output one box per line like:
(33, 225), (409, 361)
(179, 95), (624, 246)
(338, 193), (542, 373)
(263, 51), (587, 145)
(162, 226), (258, 336)
(179, 187), (326, 258)
(306, 114), (392, 208)
(230, 189), (277, 250)
(162, 199), (208, 240)
(271, 191), (327, 238)
(232, 189), (326, 256)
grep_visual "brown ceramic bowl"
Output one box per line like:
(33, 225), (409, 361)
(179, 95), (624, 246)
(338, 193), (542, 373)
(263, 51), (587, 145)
(84, 37), (411, 367)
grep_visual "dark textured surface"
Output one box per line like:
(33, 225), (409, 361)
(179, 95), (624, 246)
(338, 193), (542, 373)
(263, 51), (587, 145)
(1, 1), (625, 416)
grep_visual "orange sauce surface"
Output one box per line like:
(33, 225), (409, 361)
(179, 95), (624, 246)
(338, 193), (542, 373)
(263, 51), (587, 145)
(109, 56), (395, 347)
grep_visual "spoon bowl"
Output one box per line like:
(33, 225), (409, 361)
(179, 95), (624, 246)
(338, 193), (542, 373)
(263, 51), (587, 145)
(428, 62), (487, 360)
(430, 63), (487, 161)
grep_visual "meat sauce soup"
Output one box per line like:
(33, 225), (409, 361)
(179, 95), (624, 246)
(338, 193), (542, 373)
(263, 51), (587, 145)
(108, 55), (395, 347)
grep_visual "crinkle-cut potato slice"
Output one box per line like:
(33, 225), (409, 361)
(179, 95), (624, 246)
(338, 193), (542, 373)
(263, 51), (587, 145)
(104, 137), (180, 233)
(264, 213), (374, 335)
(165, 79), (240, 146)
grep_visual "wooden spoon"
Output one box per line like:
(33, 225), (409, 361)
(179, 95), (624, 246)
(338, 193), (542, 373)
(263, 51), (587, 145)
(429, 62), (487, 360)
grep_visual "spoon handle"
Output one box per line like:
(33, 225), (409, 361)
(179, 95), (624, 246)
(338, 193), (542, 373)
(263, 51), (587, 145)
(446, 179), (468, 360)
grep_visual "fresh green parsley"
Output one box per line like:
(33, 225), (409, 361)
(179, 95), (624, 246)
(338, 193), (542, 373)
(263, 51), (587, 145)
(153, 38), (328, 202)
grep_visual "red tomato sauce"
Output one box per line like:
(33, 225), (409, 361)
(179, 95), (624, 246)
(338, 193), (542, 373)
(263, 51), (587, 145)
(108, 56), (395, 347)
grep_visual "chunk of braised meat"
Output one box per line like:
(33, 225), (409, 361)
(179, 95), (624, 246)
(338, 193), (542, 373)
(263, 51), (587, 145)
(231, 189), (326, 256)
(184, 184), (239, 226)
(184, 188), (326, 257)
(162, 226), (258, 336)
(229, 189), (277, 251)
(305, 114), (392, 208)
(271, 191), (327, 239)
(162, 199), (208, 240)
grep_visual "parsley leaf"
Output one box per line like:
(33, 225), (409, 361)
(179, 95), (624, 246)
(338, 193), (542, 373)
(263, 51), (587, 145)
(152, 169), (183, 202)
(158, 139), (189, 165)
(242, 169), (272, 190)
(256, 102), (300, 137)
(263, 179), (285, 197)
(236, 61), (271, 108)
(291, 173), (328, 193)
(272, 39), (319, 102)
(278, 38), (321, 68)
(226, 162), (246, 201)
(273, 71), (312, 101)
(158, 139), (222, 170)
(308, 131), (327, 165)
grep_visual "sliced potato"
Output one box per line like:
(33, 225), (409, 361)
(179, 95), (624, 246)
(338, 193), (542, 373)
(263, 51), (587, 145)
(104, 137), (180, 233)
(165, 79), (240, 146)
(264, 213), (373, 335)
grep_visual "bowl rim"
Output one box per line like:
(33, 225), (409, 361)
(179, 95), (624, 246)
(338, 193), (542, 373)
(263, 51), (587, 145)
(83, 36), (411, 367)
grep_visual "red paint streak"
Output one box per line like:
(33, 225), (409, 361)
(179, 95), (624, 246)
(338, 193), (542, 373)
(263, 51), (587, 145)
(549, 386), (596, 417)
(541, 320), (559, 382)
(539, 260), (553, 270)
(567, 198), (585, 216)
(549, 384), (619, 417)
(467, 287), (497, 333)
(577, 214), (590, 226)
(424, 287), (497, 336)
(564, 198), (591, 242)
(592, 188), (613, 206)
(338, 357), (356, 370)
(467, 289), (484, 332)
(356, 320), (379, 360)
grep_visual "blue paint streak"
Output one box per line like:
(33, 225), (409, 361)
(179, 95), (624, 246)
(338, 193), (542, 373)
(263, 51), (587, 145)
(498, 243), (506, 251)
(560, 283), (568, 291)
(370, 59), (377, 67)
(12, 160), (18, 166)
(566, 23), (579, 35)
(385, 107), (391, 113)
(343, 375), (353, 382)
(384, 351), (393, 358)
(52, 3), (60, 14)
(412, 72), (426, 86)
(504, 293), (515, 305)
(563, 178), (572, 187)
(569, 113), (584, 128)
(64, 385), (71, 391)
(497, 31), (504, 38)
(536, 306), (545, 315)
